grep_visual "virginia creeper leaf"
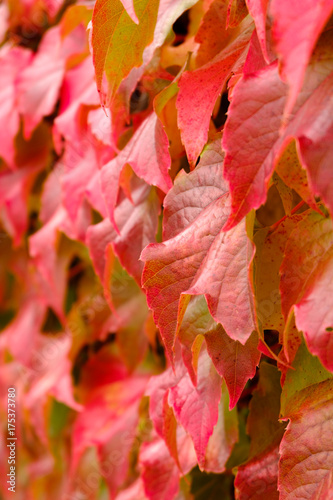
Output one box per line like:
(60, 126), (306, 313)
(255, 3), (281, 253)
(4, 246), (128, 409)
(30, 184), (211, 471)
(101, 112), (172, 228)
(280, 212), (333, 371)
(195, 0), (235, 67)
(279, 379), (333, 499)
(235, 446), (280, 500)
(87, 180), (160, 284)
(71, 375), (147, 470)
(0, 45), (32, 168)
(254, 213), (304, 334)
(142, 188), (256, 362)
(223, 38), (333, 229)
(177, 19), (253, 166)
(245, 0), (268, 61)
(271, 0), (333, 116)
(17, 24), (88, 139)
(168, 346), (222, 467)
(205, 327), (260, 409)
(91, 0), (159, 106)
(203, 383), (239, 473)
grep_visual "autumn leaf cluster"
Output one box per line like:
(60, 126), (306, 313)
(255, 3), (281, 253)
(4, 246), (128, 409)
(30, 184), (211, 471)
(1, 0), (333, 499)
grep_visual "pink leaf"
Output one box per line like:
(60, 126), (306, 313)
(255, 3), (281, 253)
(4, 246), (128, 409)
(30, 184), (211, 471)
(162, 135), (228, 240)
(140, 436), (181, 500)
(245, 0), (269, 62)
(54, 55), (100, 145)
(0, 299), (46, 366)
(25, 334), (82, 412)
(87, 180), (160, 284)
(203, 385), (239, 472)
(72, 376), (148, 471)
(168, 346), (222, 467)
(271, 0), (333, 117)
(61, 141), (100, 222)
(146, 352), (187, 439)
(17, 24), (88, 139)
(101, 113), (172, 227)
(0, 165), (42, 246)
(0, 45), (32, 168)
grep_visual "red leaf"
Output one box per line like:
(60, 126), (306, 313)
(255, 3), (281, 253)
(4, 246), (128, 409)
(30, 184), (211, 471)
(279, 380), (333, 499)
(177, 21), (253, 166)
(142, 142), (256, 361)
(280, 212), (333, 371)
(222, 62), (287, 229)
(235, 446), (280, 500)
(223, 41), (333, 229)
(206, 328), (260, 409)
(283, 72), (333, 220)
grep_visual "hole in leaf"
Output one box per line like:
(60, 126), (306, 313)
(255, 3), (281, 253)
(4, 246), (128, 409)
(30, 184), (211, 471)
(190, 466), (235, 499)
(72, 344), (90, 385)
(91, 332), (116, 353)
(179, 154), (191, 174)
(172, 10), (190, 46)
(41, 308), (63, 333)
(130, 86), (149, 114)
(264, 329), (279, 347)
(195, 156), (201, 167)
(212, 91), (230, 129)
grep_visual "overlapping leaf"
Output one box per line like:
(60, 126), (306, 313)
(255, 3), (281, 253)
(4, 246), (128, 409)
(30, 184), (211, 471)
(223, 30), (333, 229)
(141, 139), (256, 362)
(280, 212), (333, 371)
(279, 343), (333, 499)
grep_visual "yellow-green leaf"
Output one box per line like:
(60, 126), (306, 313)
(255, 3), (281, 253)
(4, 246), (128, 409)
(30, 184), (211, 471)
(91, 0), (159, 106)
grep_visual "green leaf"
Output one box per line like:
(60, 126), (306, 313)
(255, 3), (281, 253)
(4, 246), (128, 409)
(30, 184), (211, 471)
(281, 338), (333, 417)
